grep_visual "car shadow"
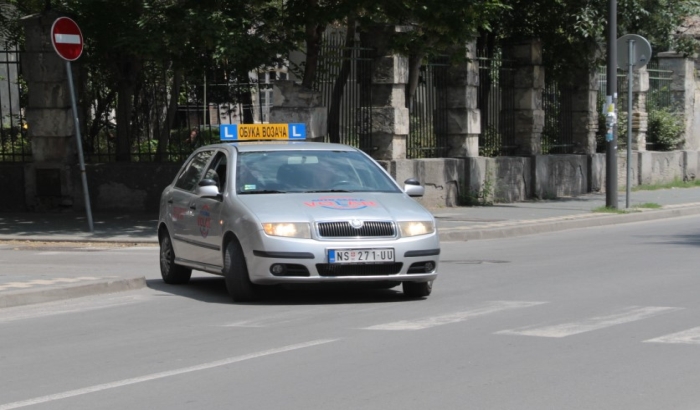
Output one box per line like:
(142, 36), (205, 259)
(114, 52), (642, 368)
(146, 277), (418, 305)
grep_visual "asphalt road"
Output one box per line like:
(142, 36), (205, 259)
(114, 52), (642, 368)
(1, 215), (700, 409)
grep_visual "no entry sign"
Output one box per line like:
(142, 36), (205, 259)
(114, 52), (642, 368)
(51, 17), (83, 61)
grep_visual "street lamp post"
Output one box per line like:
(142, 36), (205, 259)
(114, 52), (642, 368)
(606, 0), (618, 208)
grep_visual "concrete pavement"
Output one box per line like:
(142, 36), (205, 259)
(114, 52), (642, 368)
(2, 187), (700, 308)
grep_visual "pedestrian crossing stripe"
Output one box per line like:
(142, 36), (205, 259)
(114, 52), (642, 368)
(496, 306), (682, 338)
(0, 277), (101, 291)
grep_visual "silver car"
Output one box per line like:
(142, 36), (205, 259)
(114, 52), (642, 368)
(157, 140), (439, 302)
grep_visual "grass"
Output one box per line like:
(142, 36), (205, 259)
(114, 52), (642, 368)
(592, 202), (662, 213)
(631, 178), (700, 191)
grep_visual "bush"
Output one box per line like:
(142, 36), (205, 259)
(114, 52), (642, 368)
(647, 108), (684, 151)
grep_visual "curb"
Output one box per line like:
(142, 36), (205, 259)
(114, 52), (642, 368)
(438, 204), (700, 241)
(0, 277), (147, 309)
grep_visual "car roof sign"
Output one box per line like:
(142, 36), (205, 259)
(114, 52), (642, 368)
(220, 123), (306, 141)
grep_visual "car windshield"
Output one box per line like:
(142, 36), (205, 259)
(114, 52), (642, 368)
(235, 150), (401, 194)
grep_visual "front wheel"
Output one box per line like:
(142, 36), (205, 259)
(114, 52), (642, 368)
(159, 233), (192, 284)
(402, 281), (432, 298)
(223, 240), (261, 302)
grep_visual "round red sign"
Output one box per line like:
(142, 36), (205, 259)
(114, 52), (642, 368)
(51, 17), (83, 61)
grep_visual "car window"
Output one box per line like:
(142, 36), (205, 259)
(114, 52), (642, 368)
(174, 150), (214, 191)
(203, 152), (228, 192)
(236, 150), (400, 194)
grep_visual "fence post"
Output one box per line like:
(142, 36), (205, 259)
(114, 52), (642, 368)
(359, 25), (409, 160)
(445, 41), (480, 157)
(269, 81), (327, 141)
(20, 11), (80, 210)
(505, 39), (544, 156)
(570, 67), (600, 154)
(656, 52), (697, 150)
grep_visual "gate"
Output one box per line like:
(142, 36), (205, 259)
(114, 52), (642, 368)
(316, 32), (373, 152)
(408, 57), (449, 159)
(0, 44), (29, 162)
(476, 50), (516, 157)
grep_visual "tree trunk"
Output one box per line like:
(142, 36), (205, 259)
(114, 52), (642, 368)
(155, 68), (182, 162)
(405, 51), (426, 110)
(301, 0), (325, 90)
(114, 56), (141, 162)
(237, 74), (255, 124)
(115, 79), (133, 162)
(328, 17), (356, 143)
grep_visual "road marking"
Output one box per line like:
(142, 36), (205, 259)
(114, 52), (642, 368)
(0, 294), (148, 324)
(0, 339), (338, 410)
(0, 277), (101, 291)
(645, 326), (700, 345)
(497, 306), (681, 338)
(364, 301), (547, 330)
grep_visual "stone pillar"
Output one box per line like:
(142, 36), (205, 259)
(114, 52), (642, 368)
(570, 67), (599, 154)
(618, 66), (650, 151)
(20, 11), (78, 210)
(270, 81), (327, 141)
(444, 42), (480, 157)
(505, 39), (544, 156)
(657, 52), (697, 150)
(360, 25), (409, 160)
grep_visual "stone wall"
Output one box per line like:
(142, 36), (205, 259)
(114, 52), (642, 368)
(71, 163), (181, 213)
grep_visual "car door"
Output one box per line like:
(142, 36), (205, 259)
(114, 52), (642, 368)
(168, 149), (215, 263)
(184, 151), (228, 268)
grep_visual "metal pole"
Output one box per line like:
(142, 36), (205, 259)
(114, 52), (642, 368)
(606, 0), (618, 208)
(66, 60), (94, 232)
(626, 39), (634, 209)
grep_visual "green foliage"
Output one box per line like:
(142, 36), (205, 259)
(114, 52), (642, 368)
(458, 174), (494, 206)
(647, 107), (684, 151)
(0, 128), (31, 162)
(632, 177), (700, 191)
(479, 126), (502, 157)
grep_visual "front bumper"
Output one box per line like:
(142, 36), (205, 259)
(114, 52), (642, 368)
(242, 231), (440, 284)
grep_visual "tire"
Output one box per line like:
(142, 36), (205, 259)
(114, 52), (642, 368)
(402, 280), (432, 298)
(159, 233), (192, 284)
(223, 240), (261, 302)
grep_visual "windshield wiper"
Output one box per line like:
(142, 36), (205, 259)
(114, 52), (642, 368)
(238, 189), (286, 194)
(301, 189), (352, 193)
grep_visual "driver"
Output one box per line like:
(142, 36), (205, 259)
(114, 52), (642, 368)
(314, 158), (342, 189)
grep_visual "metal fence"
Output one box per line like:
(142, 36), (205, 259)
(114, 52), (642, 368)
(646, 59), (673, 111)
(0, 44), (29, 162)
(84, 77), (273, 163)
(542, 79), (575, 154)
(408, 57), (449, 159)
(476, 50), (516, 157)
(316, 31), (374, 152)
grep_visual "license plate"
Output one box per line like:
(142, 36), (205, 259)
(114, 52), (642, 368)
(328, 249), (395, 264)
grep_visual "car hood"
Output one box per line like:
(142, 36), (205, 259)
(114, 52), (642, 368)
(237, 192), (434, 222)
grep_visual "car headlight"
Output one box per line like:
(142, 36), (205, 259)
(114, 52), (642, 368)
(262, 223), (311, 238)
(398, 221), (435, 237)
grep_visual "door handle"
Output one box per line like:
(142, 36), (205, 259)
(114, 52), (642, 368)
(167, 199), (173, 204)
(189, 205), (197, 210)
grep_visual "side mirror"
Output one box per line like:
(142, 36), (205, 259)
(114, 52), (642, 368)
(403, 178), (424, 197)
(196, 179), (221, 199)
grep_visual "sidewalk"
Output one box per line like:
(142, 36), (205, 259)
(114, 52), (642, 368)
(2, 187), (700, 308)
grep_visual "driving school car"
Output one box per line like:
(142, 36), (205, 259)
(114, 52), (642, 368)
(157, 123), (439, 302)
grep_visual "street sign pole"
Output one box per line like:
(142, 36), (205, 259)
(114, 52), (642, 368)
(606, 0), (618, 209)
(617, 34), (651, 209)
(51, 17), (93, 232)
(66, 60), (94, 232)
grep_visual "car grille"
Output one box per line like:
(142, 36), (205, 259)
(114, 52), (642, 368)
(317, 221), (395, 238)
(316, 263), (403, 276)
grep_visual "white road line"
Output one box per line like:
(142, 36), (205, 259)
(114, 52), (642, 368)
(364, 301), (547, 330)
(645, 326), (700, 345)
(497, 306), (681, 338)
(0, 294), (148, 324)
(0, 339), (338, 410)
